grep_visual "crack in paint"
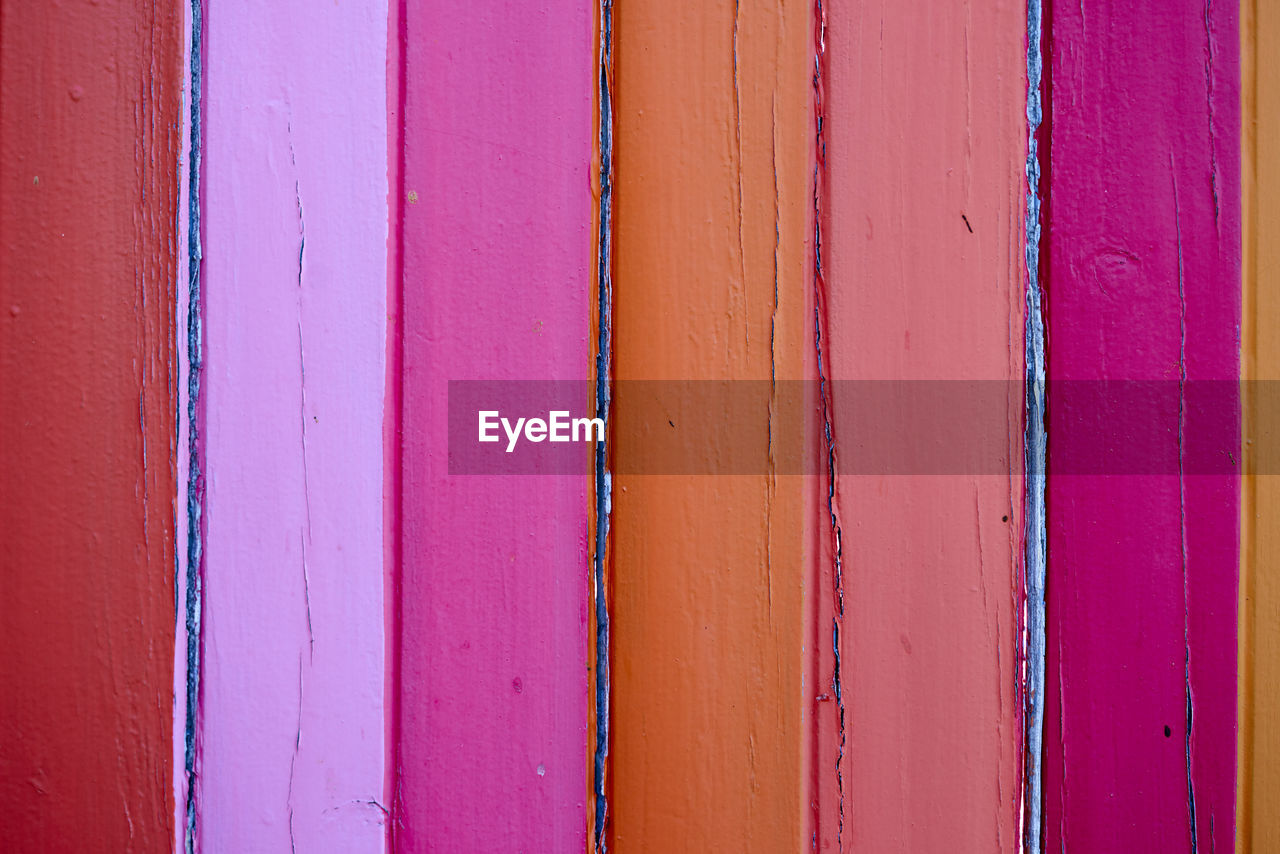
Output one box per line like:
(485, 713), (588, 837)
(732, 0), (748, 350)
(1202, 0), (1220, 229)
(300, 529), (314, 659)
(593, 2), (614, 849)
(287, 654), (304, 854)
(288, 121), (316, 662)
(1173, 159), (1199, 854)
(1022, 1), (1048, 852)
(811, 1), (846, 844)
(765, 90), (780, 621)
(183, 2), (204, 850)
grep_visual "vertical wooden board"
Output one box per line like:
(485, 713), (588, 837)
(1240, 0), (1280, 848)
(1043, 2), (1240, 851)
(199, 1), (389, 850)
(0, 1), (183, 849)
(396, 1), (593, 849)
(608, 1), (813, 850)
(817, 1), (1026, 851)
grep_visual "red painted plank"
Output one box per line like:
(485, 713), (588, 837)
(0, 1), (184, 849)
(1043, 2), (1241, 850)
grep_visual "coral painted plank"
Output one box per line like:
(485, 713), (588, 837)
(0, 1), (183, 849)
(396, 0), (593, 849)
(816, 1), (1027, 851)
(608, 1), (813, 850)
(198, 2), (389, 849)
(1043, 2), (1241, 851)
(1239, 0), (1280, 848)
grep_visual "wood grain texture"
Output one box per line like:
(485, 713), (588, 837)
(198, 2), (389, 849)
(1239, 0), (1279, 848)
(0, 1), (183, 849)
(608, 1), (813, 850)
(1043, 2), (1240, 850)
(396, 1), (593, 849)
(815, 1), (1027, 850)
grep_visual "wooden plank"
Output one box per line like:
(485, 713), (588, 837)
(816, 1), (1027, 850)
(0, 1), (183, 848)
(607, 1), (813, 850)
(1043, 2), (1241, 850)
(1239, 0), (1280, 848)
(395, 0), (594, 848)
(197, 2), (390, 849)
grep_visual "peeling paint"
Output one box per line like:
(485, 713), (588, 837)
(592, 0), (614, 849)
(1022, 0), (1048, 851)
(183, 2), (205, 852)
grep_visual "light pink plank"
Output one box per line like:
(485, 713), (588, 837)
(199, 1), (389, 850)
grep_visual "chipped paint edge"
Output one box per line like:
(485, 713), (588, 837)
(178, 1), (205, 850)
(1022, 0), (1047, 851)
(592, 1), (614, 848)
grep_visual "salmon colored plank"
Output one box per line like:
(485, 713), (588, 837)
(197, 2), (389, 849)
(1043, 2), (1241, 850)
(395, 1), (593, 849)
(816, 1), (1027, 851)
(0, 1), (183, 849)
(608, 1), (814, 850)
(1239, 0), (1279, 848)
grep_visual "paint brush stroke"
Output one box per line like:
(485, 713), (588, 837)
(0, 1), (184, 848)
(1043, 2), (1241, 851)
(395, 1), (592, 850)
(818, 0), (1027, 850)
(198, 2), (388, 850)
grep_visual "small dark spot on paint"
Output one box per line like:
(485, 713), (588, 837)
(900, 634), (912, 654)
(68, 85), (83, 101)
(1002, 515), (1008, 522)
(1164, 725), (1172, 738)
(512, 677), (523, 694)
(668, 420), (675, 428)
(9, 305), (19, 317)
(312, 416), (318, 423)
(961, 214), (973, 233)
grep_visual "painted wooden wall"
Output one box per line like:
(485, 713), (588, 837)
(0, 2), (184, 849)
(1, 1), (1273, 853)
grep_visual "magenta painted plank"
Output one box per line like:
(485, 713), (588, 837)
(396, 0), (593, 849)
(198, 1), (389, 850)
(1043, 2), (1240, 851)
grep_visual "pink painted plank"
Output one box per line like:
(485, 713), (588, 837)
(1043, 2), (1240, 850)
(815, 0), (1027, 848)
(199, 1), (389, 850)
(395, 0), (593, 849)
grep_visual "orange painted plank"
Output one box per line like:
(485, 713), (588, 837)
(607, 0), (814, 850)
(1240, 0), (1280, 848)
(814, 2), (1027, 850)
